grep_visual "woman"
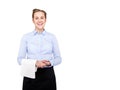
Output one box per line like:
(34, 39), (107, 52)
(17, 8), (62, 90)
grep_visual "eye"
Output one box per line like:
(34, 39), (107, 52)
(35, 17), (39, 20)
(41, 16), (45, 19)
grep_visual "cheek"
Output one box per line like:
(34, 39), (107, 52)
(32, 19), (37, 23)
(44, 19), (46, 23)
(33, 21), (38, 25)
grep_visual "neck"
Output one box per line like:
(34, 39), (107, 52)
(35, 28), (44, 33)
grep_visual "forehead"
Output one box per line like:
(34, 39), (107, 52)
(34, 11), (45, 17)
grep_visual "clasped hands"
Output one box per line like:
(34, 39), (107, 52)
(35, 60), (51, 68)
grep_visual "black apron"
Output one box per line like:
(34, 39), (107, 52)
(22, 67), (56, 90)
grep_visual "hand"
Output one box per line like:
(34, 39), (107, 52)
(35, 60), (51, 68)
(42, 60), (51, 66)
(35, 61), (46, 68)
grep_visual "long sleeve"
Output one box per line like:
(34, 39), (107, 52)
(17, 35), (27, 65)
(50, 35), (62, 66)
(17, 34), (37, 79)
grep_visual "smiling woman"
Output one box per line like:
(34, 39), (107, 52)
(17, 8), (62, 90)
(32, 9), (47, 33)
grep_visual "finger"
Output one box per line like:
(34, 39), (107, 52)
(42, 60), (49, 62)
(45, 62), (51, 66)
(41, 63), (47, 68)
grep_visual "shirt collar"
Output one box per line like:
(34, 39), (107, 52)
(33, 29), (46, 36)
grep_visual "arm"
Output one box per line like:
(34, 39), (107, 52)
(50, 35), (62, 66)
(17, 35), (27, 65)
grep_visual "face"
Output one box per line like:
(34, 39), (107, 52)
(32, 11), (46, 31)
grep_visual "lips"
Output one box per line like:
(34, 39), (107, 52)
(37, 23), (43, 27)
(38, 23), (42, 25)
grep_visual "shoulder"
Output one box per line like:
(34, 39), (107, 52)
(45, 31), (56, 39)
(45, 31), (58, 43)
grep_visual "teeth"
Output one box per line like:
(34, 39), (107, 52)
(38, 24), (42, 25)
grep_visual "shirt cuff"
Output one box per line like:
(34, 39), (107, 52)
(49, 60), (54, 66)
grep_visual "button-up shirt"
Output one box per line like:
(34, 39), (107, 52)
(17, 30), (62, 66)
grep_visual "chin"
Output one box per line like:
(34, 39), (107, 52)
(37, 26), (43, 29)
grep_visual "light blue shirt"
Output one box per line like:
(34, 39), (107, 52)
(17, 30), (62, 66)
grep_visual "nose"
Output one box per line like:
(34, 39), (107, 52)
(38, 19), (42, 22)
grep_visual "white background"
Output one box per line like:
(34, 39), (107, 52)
(0, 0), (120, 90)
